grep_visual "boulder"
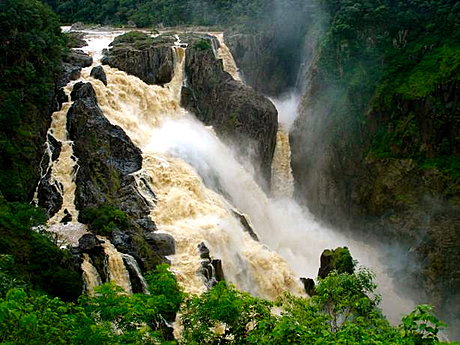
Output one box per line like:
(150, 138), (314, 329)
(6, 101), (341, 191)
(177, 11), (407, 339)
(102, 32), (176, 85)
(64, 49), (93, 68)
(78, 233), (103, 253)
(56, 87), (68, 111)
(300, 277), (315, 296)
(90, 65), (107, 86)
(145, 233), (176, 256)
(197, 242), (225, 288)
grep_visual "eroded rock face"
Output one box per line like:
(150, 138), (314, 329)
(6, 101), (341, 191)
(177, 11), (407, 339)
(198, 242), (225, 288)
(64, 49), (93, 68)
(67, 81), (171, 270)
(181, 37), (278, 189)
(90, 65), (107, 86)
(102, 32), (176, 85)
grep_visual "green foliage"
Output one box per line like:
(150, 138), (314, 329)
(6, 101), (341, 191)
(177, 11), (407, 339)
(80, 206), (129, 234)
(315, 0), (460, 180)
(0, 196), (82, 300)
(0, 264), (457, 344)
(180, 282), (273, 344)
(0, 0), (66, 201)
(193, 39), (212, 51)
(401, 305), (448, 345)
(178, 269), (456, 344)
(42, 0), (272, 28)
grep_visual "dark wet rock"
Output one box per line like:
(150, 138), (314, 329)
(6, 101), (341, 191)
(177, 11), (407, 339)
(123, 256), (145, 293)
(56, 88), (68, 111)
(37, 169), (63, 218)
(90, 65), (107, 86)
(61, 209), (73, 223)
(66, 81), (169, 271)
(67, 81), (144, 213)
(181, 36), (278, 189)
(198, 242), (210, 259)
(36, 132), (63, 217)
(318, 247), (355, 279)
(212, 259), (225, 282)
(198, 242), (224, 288)
(300, 277), (315, 296)
(232, 209), (259, 241)
(102, 32), (176, 85)
(145, 233), (176, 256)
(70, 81), (97, 101)
(64, 49), (93, 68)
(78, 233), (103, 253)
(111, 230), (168, 270)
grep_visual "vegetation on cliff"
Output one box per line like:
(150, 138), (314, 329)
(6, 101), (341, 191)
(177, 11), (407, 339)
(317, 0), (459, 179)
(1, 264), (457, 344)
(0, 0), (67, 202)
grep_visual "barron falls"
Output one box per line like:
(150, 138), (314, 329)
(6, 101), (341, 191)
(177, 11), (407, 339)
(34, 28), (418, 321)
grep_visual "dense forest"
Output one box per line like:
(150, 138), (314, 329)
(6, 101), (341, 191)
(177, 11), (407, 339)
(0, 0), (459, 343)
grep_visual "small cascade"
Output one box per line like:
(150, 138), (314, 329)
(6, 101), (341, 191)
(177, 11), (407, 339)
(36, 86), (81, 225)
(122, 253), (149, 294)
(99, 237), (132, 294)
(271, 126), (295, 198)
(82, 253), (103, 294)
(212, 33), (242, 81)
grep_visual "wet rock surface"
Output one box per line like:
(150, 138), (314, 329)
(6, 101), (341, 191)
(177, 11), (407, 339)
(198, 242), (225, 288)
(64, 49), (93, 68)
(181, 36), (278, 189)
(67, 81), (172, 270)
(102, 32), (176, 85)
(90, 65), (108, 86)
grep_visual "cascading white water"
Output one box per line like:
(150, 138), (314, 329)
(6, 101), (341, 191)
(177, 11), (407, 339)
(82, 253), (102, 294)
(83, 33), (304, 299)
(99, 237), (132, 293)
(45, 29), (417, 322)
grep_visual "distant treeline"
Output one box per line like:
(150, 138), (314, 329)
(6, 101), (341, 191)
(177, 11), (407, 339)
(41, 0), (292, 27)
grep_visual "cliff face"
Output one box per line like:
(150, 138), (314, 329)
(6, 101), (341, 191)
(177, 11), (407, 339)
(289, 40), (460, 334)
(181, 36), (278, 189)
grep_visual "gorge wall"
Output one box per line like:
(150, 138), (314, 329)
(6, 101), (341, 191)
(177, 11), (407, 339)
(226, 0), (460, 335)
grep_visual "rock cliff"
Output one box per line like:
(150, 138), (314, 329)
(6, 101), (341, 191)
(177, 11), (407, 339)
(181, 36), (278, 188)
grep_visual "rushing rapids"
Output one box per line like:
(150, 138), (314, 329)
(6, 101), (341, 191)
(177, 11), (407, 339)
(39, 29), (417, 322)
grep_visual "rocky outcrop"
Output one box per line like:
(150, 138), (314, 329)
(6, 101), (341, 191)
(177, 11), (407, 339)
(318, 247), (355, 279)
(102, 32), (176, 85)
(181, 37), (278, 189)
(198, 242), (225, 288)
(67, 81), (172, 270)
(64, 49), (93, 68)
(90, 65), (107, 86)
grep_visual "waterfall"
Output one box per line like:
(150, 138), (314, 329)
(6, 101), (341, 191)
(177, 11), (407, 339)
(99, 237), (132, 293)
(86, 36), (303, 299)
(271, 126), (295, 198)
(82, 253), (103, 294)
(212, 33), (242, 81)
(41, 30), (416, 322)
(122, 253), (150, 294)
